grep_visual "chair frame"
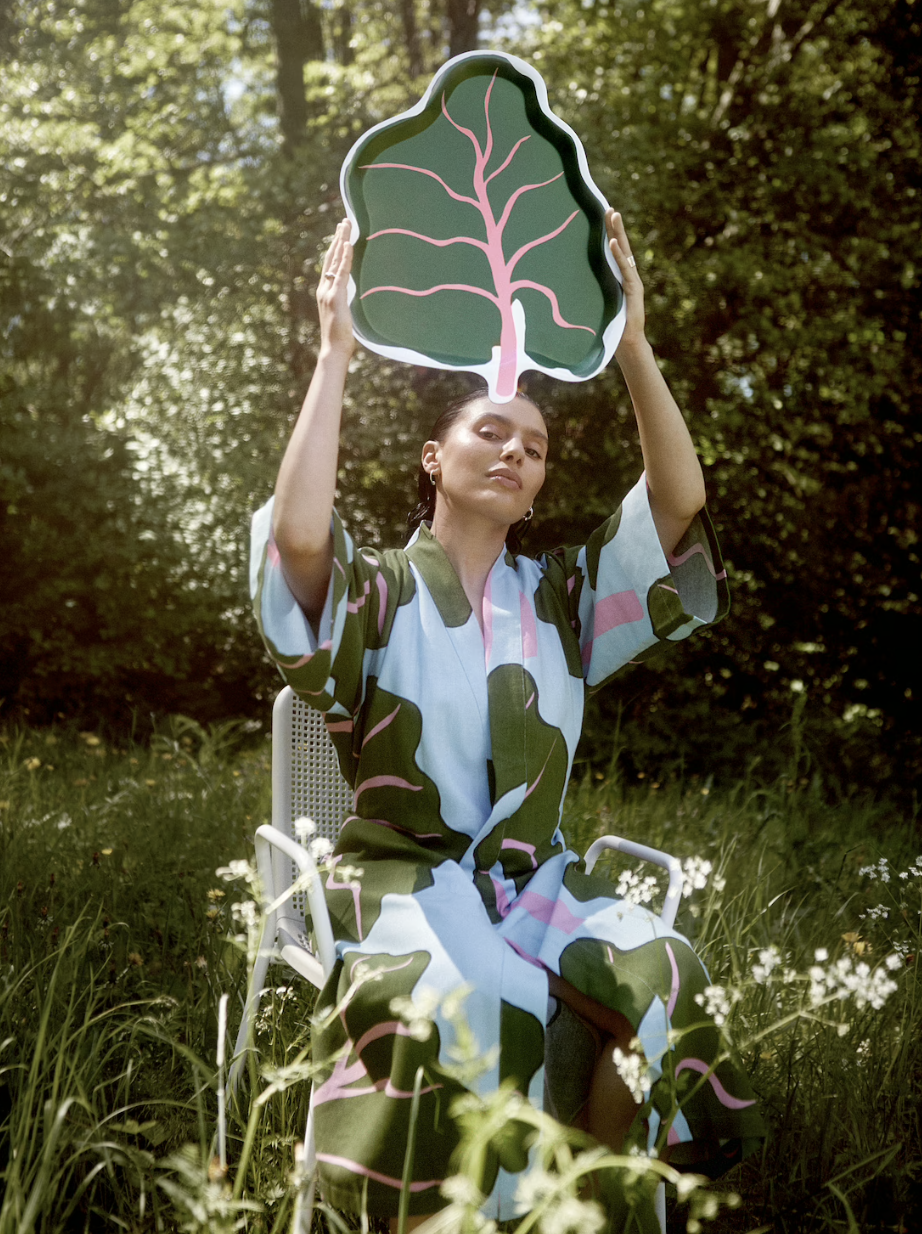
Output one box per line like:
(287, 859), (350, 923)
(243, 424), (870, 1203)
(226, 685), (681, 1232)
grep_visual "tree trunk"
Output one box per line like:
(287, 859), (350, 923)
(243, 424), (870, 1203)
(269, 0), (324, 155)
(445, 0), (481, 58)
(400, 0), (422, 76)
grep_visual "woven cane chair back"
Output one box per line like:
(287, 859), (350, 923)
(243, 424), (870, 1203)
(271, 687), (353, 917)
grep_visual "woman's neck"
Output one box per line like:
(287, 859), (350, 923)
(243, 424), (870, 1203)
(430, 508), (508, 631)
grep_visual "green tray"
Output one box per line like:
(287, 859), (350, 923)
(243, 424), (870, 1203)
(340, 51), (624, 402)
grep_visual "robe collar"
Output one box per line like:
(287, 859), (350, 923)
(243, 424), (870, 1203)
(405, 521), (514, 630)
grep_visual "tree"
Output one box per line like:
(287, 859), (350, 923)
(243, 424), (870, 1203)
(490, 0), (922, 789)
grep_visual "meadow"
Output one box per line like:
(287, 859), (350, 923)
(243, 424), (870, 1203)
(0, 715), (918, 1233)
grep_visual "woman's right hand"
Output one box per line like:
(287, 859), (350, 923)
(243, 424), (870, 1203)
(317, 219), (356, 357)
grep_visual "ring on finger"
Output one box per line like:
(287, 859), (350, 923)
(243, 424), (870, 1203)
(627, 255), (636, 268)
(324, 272), (335, 280)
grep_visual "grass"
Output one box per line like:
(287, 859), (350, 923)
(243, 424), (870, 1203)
(0, 715), (919, 1232)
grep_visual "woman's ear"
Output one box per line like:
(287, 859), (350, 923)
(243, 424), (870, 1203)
(421, 440), (440, 476)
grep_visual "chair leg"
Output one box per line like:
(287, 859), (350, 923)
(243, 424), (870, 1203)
(654, 1178), (666, 1234)
(292, 1087), (317, 1234)
(226, 915), (274, 1097)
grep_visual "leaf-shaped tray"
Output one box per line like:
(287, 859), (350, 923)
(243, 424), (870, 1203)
(340, 51), (624, 403)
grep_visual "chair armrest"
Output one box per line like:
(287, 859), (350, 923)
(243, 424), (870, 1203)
(254, 823), (338, 979)
(584, 834), (683, 930)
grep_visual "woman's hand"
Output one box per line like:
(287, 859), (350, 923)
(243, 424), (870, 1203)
(317, 219), (356, 358)
(605, 209), (646, 356)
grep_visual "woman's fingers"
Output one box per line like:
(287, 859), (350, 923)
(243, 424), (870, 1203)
(317, 220), (356, 353)
(605, 209), (646, 352)
(605, 209), (640, 283)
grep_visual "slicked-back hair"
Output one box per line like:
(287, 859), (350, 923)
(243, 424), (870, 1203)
(407, 384), (544, 556)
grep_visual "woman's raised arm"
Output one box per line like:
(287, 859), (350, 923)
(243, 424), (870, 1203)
(605, 210), (706, 556)
(273, 220), (355, 626)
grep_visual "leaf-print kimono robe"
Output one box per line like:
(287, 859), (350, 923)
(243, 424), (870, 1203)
(250, 476), (765, 1221)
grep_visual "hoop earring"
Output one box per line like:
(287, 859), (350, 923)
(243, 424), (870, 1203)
(430, 471), (439, 486)
(523, 506), (534, 522)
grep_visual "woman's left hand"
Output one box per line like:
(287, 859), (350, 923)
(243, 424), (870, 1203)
(605, 209), (646, 355)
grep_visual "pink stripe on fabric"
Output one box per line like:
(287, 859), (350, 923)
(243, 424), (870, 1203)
(491, 877), (512, 918)
(366, 818), (444, 840)
(315, 1154), (444, 1192)
(482, 571), (494, 669)
(594, 589), (644, 637)
(665, 942), (680, 1019)
(516, 891), (583, 935)
(525, 691), (535, 710)
(520, 590), (538, 659)
(658, 584), (679, 596)
(267, 541), (281, 567)
(347, 579), (372, 613)
(326, 856), (364, 941)
(354, 775), (423, 802)
(325, 719), (354, 733)
(504, 937), (546, 969)
(524, 739), (557, 801)
(375, 571), (388, 636)
(674, 1059), (756, 1109)
(502, 838), (537, 870)
(362, 704), (401, 748)
(667, 542), (727, 580)
(567, 575), (576, 594)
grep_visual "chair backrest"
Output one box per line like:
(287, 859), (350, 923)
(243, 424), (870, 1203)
(271, 686), (353, 917)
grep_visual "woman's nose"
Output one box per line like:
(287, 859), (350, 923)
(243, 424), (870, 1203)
(501, 437), (524, 462)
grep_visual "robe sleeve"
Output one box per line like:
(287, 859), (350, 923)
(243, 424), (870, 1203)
(249, 497), (397, 717)
(540, 474), (729, 692)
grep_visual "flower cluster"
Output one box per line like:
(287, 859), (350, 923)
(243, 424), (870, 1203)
(389, 986), (439, 1042)
(807, 950), (901, 1011)
(614, 867), (661, 908)
(681, 858), (715, 898)
(859, 858), (892, 883)
(611, 1045), (650, 1104)
(515, 1169), (606, 1234)
(693, 984), (743, 1027)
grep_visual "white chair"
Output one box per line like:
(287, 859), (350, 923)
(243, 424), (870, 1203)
(227, 685), (682, 1232)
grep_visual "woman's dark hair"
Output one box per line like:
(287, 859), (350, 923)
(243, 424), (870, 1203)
(407, 383), (544, 556)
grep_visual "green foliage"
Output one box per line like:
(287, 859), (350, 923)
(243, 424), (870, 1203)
(1, 0), (919, 793)
(509, 0), (922, 791)
(1, 733), (920, 1230)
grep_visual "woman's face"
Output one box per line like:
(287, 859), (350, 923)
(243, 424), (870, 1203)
(424, 395), (548, 528)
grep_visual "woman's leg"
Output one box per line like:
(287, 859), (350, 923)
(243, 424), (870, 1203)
(547, 971), (641, 1153)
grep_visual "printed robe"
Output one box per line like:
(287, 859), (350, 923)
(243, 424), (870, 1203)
(250, 476), (765, 1220)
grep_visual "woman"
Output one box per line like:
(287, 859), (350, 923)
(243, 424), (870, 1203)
(250, 212), (765, 1229)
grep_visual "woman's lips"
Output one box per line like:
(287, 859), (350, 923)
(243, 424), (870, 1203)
(488, 471), (521, 490)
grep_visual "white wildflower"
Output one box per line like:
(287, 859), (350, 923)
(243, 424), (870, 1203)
(216, 859), (254, 884)
(860, 904), (889, 921)
(308, 836), (334, 862)
(514, 1168), (558, 1208)
(611, 1047), (649, 1103)
(294, 817), (317, 840)
(858, 858), (891, 884)
(807, 954), (899, 1010)
(885, 953), (903, 971)
(694, 984), (742, 1027)
(389, 987), (439, 1042)
(814, 947), (828, 962)
(712, 873), (727, 892)
(540, 1194), (606, 1234)
(752, 945), (782, 984)
(230, 899), (258, 930)
(682, 856), (712, 896)
(441, 1174), (484, 1207)
(615, 868), (660, 907)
